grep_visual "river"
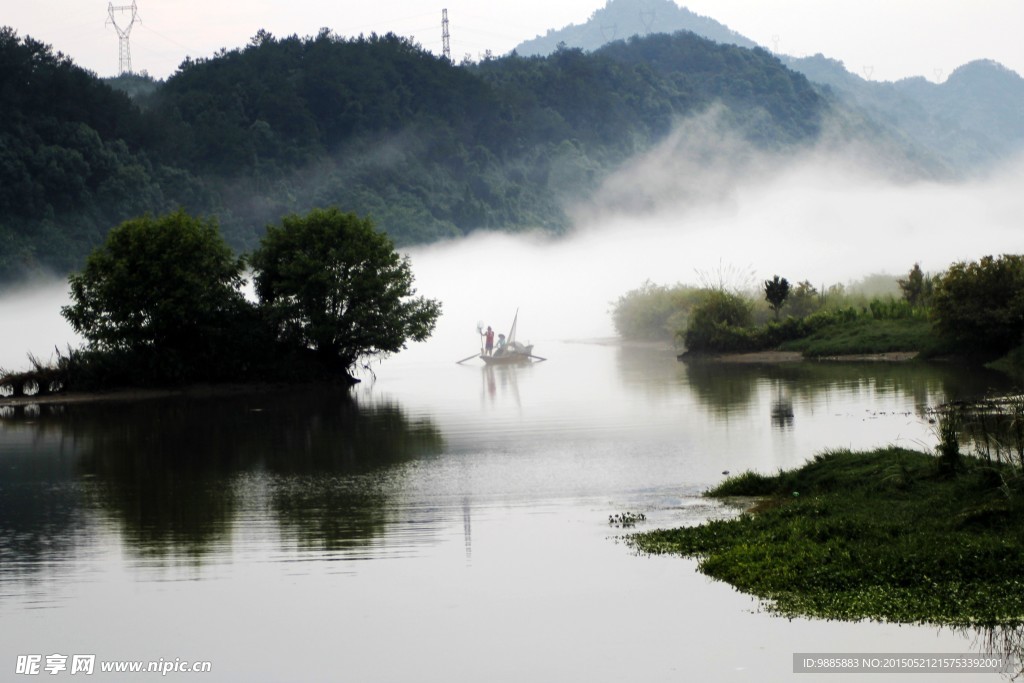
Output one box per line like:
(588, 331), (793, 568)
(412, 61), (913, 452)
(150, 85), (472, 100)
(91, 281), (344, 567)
(1, 330), (1019, 681)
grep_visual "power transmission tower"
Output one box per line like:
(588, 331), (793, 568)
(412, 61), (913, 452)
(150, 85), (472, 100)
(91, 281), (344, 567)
(106, 1), (139, 75)
(441, 9), (451, 62)
(639, 10), (656, 34)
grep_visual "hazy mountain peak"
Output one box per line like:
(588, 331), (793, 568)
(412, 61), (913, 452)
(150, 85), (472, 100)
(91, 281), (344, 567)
(947, 59), (1024, 87)
(513, 0), (757, 56)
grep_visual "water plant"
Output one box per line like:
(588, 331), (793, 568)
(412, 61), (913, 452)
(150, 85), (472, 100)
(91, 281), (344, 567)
(608, 511), (647, 528)
(631, 447), (1024, 626)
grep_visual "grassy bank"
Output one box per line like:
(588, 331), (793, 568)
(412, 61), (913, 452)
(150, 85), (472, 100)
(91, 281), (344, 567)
(778, 318), (937, 357)
(632, 448), (1024, 626)
(679, 298), (940, 358)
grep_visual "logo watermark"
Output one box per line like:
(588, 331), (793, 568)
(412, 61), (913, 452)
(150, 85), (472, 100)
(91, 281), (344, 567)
(15, 655), (212, 676)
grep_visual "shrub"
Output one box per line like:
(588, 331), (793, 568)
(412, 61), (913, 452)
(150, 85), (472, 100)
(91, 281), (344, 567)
(611, 281), (702, 341)
(932, 255), (1024, 358)
(683, 290), (753, 351)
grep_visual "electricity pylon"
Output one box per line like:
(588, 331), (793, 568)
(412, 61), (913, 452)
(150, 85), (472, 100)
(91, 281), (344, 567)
(106, 1), (139, 75)
(442, 9), (451, 62)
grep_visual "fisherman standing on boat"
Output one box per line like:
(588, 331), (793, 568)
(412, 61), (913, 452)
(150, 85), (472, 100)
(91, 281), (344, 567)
(484, 326), (495, 356)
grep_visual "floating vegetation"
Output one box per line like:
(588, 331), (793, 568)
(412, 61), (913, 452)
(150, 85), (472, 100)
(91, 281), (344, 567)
(632, 448), (1024, 626)
(608, 511), (646, 528)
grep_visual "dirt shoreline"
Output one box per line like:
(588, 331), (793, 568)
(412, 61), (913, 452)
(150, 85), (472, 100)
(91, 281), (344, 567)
(680, 350), (919, 364)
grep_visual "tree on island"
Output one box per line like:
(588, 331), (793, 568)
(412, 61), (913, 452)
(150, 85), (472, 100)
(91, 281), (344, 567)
(61, 210), (252, 383)
(60, 208), (440, 387)
(763, 275), (790, 320)
(250, 208), (442, 375)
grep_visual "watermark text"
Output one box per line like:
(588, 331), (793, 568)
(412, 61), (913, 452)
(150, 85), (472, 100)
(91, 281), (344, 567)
(16, 655), (212, 676)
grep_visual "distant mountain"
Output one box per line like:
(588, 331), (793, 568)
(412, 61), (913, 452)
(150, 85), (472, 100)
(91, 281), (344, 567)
(514, 0), (756, 56)
(517, 0), (1024, 175)
(7, 1), (1017, 284)
(784, 56), (1024, 171)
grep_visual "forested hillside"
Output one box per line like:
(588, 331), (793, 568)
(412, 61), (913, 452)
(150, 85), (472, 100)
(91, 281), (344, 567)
(0, 27), (210, 278)
(0, 25), (826, 280)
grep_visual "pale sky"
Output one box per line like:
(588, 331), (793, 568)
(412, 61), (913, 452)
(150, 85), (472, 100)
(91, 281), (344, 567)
(4, 1), (1022, 83)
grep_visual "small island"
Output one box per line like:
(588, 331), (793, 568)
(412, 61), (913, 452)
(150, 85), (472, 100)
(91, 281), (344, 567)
(0, 208), (441, 399)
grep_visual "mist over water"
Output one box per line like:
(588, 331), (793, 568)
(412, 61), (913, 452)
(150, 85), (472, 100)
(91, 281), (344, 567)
(408, 134), (1024, 344)
(2, 126), (1022, 370)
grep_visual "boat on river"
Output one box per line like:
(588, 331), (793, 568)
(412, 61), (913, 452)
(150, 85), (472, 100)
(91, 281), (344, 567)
(459, 309), (545, 365)
(482, 339), (535, 365)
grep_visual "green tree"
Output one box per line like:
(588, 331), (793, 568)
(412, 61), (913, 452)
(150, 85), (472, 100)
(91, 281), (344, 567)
(60, 210), (250, 381)
(932, 254), (1024, 357)
(787, 280), (820, 318)
(763, 275), (791, 320)
(250, 208), (441, 375)
(898, 263), (933, 307)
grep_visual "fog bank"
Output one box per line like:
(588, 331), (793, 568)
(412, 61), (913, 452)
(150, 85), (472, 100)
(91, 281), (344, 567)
(0, 278), (78, 372)
(2, 119), (1023, 371)
(408, 128), (1024, 344)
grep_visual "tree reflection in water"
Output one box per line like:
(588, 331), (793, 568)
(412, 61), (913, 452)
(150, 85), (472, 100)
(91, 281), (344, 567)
(959, 625), (1024, 677)
(680, 359), (1015, 428)
(0, 387), (443, 565)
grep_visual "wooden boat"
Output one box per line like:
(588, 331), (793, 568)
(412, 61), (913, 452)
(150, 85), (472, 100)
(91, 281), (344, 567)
(481, 340), (535, 365)
(462, 309), (545, 365)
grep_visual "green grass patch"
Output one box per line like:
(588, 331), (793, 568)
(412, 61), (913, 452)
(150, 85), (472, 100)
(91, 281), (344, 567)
(779, 318), (936, 357)
(632, 448), (1024, 626)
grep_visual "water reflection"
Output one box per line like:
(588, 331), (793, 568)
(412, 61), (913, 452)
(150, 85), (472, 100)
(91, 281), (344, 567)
(481, 364), (528, 407)
(958, 625), (1024, 677)
(3, 346), (1023, 681)
(770, 394), (795, 429)
(0, 388), (444, 565)
(681, 359), (1016, 426)
(0, 409), (88, 579)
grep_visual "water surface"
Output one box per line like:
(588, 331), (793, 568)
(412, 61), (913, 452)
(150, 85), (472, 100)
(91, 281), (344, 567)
(0, 340), (1017, 681)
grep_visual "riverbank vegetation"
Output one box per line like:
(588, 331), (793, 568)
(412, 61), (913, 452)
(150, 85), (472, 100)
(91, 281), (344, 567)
(632, 407), (1024, 625)
(611, 256), (1024, 371)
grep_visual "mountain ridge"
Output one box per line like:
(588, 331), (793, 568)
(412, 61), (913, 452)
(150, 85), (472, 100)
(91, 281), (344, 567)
(516, 0), (1024, 172)
(514, 0), (756, 55)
